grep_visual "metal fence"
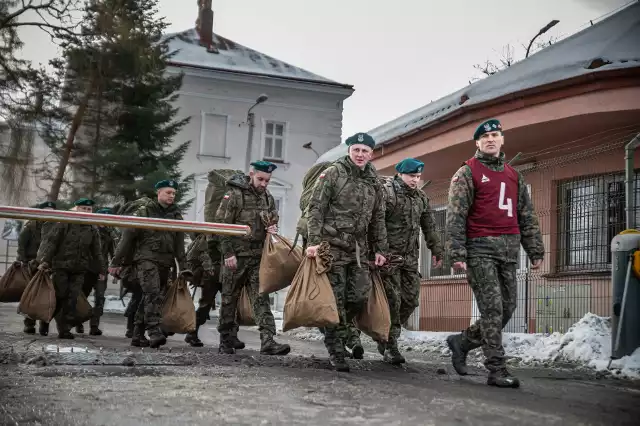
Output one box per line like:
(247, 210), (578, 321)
(417, 128), (640, 334)
(0, 239), (18, 276)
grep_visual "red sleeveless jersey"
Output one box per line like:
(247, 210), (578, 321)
(465, 157), (520, 238)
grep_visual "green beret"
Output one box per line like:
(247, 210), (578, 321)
(395, 158), (424, 174)
(473, 119), (503, 140)
(36, 201), (56, 209)
(250, 160), (277, 173)
(74, 198), (95, 207)
(96, 208), (112, 214)
(345, 132), (375, 149)
(155, 179), (179, 190)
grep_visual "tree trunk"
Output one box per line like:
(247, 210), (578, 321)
(48, 76), (96, 202)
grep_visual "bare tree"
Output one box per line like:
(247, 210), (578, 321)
(0, 1), (82, 38)
(470, 35), (557, 82)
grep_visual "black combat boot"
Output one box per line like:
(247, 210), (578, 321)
(218, 333), (236, 354)
(38, 322), (49, 336)
(89, 326), (102, 336)
(75, 324), (84, 334)
(329, 351), (350, 372)
(58, 330), (75, 339)
(447, 334), (469, 376)
(148, 327), (167, 349)
(184, 325), (204, 347)
(350, 344), (364, 360)
(383, 345), (406, 365)
(130, 325), (150, 347)
(23, 324), (36, 334)
(228, 335), (246, 350)
(487, 368), (520, 388)
(125, 315), (134, 338)
(259, 333), (291, 356)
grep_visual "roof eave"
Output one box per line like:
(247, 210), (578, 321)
(374, 66), (640, 152)
(167, 59), (355, 91)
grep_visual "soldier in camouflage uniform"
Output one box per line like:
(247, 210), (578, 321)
(18, 201), (56, 336)
(445, 119), (544, 388)
(183, 233), (236, 347)
(112, 199), (147, 339)
(306, 132), (389, 372)
(375, 158), (444, 364)
(216, 161), (290, 356)
(109, 180), (190, 348)
(77, 208), (116, 335)
(36, 198), (104, 339)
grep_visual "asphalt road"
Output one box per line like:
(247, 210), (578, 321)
(1, 303), (639, 426)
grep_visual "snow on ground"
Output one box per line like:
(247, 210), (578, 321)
(93, 298), (640, 379)
(281, 313), (640, 380)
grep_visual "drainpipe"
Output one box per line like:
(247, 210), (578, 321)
(625, 133), (640, 230)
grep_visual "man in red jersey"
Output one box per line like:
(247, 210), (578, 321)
(445, 118), (544, 388)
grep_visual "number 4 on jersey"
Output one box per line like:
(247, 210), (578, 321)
(498, 182), (513, 217)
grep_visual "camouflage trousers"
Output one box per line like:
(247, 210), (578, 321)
(383, 267), (421, 347)
(82, 272), (107, 328)
(217, 256), (276, 337)
(323, 248), (371, 357)
(51, 269), (85, 334)
(461, 256), (518, 371)
(134, 260), (170, 332)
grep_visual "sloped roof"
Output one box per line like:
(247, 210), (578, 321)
(164, 29), (353, 89)
(318, 2), (640, 163)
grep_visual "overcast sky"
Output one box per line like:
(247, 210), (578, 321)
(16, 0), (633, 141)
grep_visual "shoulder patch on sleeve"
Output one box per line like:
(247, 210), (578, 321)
(452, 175), (459, 183)
(223, 194), (230, 200)
(319, 173), (326, 179)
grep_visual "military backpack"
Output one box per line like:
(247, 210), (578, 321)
(203, 169), (245, 223)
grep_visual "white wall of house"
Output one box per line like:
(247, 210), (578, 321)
(168, 66), (353, 241)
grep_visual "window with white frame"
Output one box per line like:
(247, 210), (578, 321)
(263, 121), (286, 161)
(199, 113), (228, 158)
(557, 172), (639, 272)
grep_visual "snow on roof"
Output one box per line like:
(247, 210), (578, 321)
(317, 2), (640, 164)
(164, 29), (352, 89)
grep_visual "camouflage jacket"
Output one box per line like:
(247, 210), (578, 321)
(111, 199), (186, 269)
(186, 233), (214, 272)
(37, 223), (104, 273)
(306, 156), (388, 255)
(445, 150), (544, 263)
(17, 220), (45, 262)
(383, 175), (443, 268)
(216, 174), (277, 258)
(89, 226), (117, 273)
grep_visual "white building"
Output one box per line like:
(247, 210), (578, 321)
(164, 12), (354, 241)
(0, 121), (50, 274)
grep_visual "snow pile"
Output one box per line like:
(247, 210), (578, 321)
(281, 313), (640, 380)
(102, 295), (131, 314)
(396, 313), (640, 379)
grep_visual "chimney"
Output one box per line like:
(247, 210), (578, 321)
(197, 0), (215, 52)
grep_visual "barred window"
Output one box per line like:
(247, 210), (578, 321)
(557, 172), (640, 272)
